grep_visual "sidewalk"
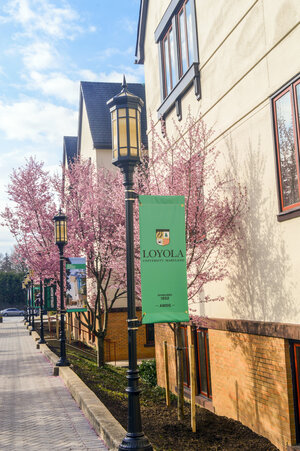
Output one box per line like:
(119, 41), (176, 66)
(0, 320), (109, 450)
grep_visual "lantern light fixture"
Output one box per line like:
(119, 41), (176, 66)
(53, 209), (67, 246)
(107, 75), (144, 169)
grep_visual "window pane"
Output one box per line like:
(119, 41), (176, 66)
(294, 345), (300, 420)
(185, 0), (194, 65)
(296, 83), (300, 126)
(198, 330), (208, 394)
(275, 91), (299, 208)
(206, 333), (212, 396)
(169, 28), (177, 88)
(179, 9), (188, 75)
(181, 328), (189, 386)
(146, 324), (154, 344)
(163, 37), (171, 96)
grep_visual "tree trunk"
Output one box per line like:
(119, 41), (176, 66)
(175, 323), (184, 421)
(96, 334), (105, 367)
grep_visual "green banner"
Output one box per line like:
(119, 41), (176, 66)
(33, 285), (40, 306)
(139, 195), (189, 324)
(66, 257), (87, 312)
(44, 285), (57, 311)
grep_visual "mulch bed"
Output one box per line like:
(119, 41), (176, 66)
(47, 339), (278, 451)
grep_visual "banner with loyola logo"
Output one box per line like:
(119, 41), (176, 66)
(65, 257), (87, 312)
(139, 195), (189, 324)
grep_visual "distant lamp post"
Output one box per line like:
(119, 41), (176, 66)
(23, 275), (29, 323)
(38, 277), (46, 344)
(31, 275), (35, 332)
(53, 209), (69, 367)
(107, 76), (152, 451)
(25, 272), (32, 326)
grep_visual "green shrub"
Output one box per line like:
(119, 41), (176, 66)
(139, 359), (157, 387)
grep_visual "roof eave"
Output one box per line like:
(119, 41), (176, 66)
(135, 0), (149, 65)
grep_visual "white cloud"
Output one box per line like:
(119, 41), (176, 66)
(119, 17), (137, 35)
(79, 69), (99, 82)
(27, 71), (79, 105)
(0, 98), (77, 143)
(3, 0), (83, 40)
(98, 71), (140, 83)
(95, 46), (134, 62)
(79, 66), (144, 84)
(21, 41), (60, 71)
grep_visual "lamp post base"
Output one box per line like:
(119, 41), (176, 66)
(38, 338), (46, 344)
(56, 358), (70, 367)
(119, 432), (153, 451)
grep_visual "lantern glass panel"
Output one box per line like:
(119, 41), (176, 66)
(138, 111), (141, 150)
(129, 108), (136, 118)
(119, 117), (127, 155)
(62, 222), (67, 242)
(112, 117), (117, 150)
(129, 115), (137, 149)
(118, 108), (127, 118)
(131, 146), (138, 157)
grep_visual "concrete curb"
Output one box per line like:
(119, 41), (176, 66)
(30, 330), (126, 450)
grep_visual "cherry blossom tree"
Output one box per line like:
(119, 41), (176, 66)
(1, 157), (59, 284)
(138, 111), (246, 418)
(63, 158), (127, 366)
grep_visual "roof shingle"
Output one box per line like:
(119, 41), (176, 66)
(63, 136), (78, 165)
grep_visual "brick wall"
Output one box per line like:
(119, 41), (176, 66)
(209, 330), (296, 450)
(69, 310), (155, 362)
(155, 323), (177, 392)
(104, 310), (155, 361)
(154, 323), (296, 450)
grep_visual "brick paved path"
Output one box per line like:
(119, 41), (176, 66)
(0, 320), (108, 450)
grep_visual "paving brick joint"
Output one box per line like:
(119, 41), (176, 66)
(0, 319), (109, 450)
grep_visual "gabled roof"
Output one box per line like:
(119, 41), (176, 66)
(78, 81), (148, 152)
(63, 136), (78, 167)
(135, 0), (149, 64)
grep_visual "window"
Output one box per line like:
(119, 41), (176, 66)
(177, 0), (195, 78)
(78, 313), (82, 337)
(180, 326), (190, 387)
(195, 328), (212, 398)
(290, 341), (300, 442)
(155, 0), (200, 119)
(162, 26), (177, 97)
(272, 74), (300, 217)
(88, 311), (91, 341)
(146, 324), (155, 346)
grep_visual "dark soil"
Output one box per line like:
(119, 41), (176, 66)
(47, 340), (278, 451)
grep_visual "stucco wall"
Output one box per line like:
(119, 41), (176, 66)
(142, 0), (300, 324)
(79, 100), (95, 163)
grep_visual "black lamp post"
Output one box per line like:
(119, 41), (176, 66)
(28, 284), (31, 326)
(107, 76), (153, 451)
(38, 277), (46, 344)
(53, 209), (69, 367)
(31, 275), (35, 332)
(23, 275), (29, 323)
(25, 273), (31, 327)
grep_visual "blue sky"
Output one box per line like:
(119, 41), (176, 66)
(0, 0), (144, 255)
